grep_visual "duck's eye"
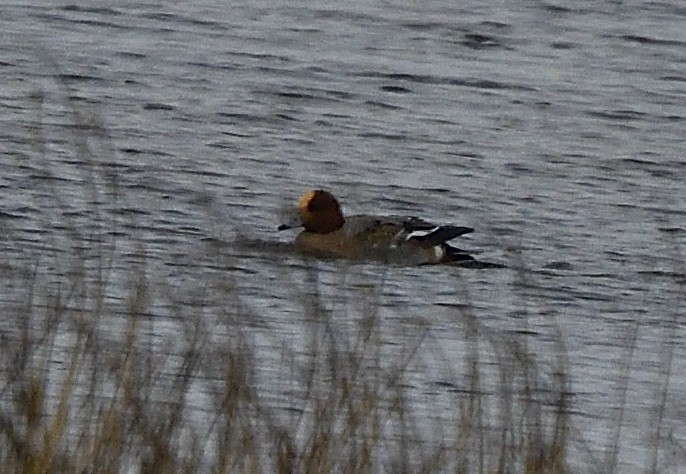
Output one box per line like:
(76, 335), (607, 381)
(308, 199), (324, 212)
(309, 193), (333, 212)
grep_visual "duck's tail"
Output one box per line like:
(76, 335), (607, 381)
(443, 244), (508, 268)
(442, 243), (475, 263)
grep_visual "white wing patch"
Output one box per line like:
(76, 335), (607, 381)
(405, 226), (440, 241)
(432, 245), (446, 261)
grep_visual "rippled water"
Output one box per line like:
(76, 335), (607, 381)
(1, 1), (685, 470)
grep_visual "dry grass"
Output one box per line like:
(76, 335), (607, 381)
(0, 252), (576, 473)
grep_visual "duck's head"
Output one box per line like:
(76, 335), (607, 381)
(278, 189), (345, 234)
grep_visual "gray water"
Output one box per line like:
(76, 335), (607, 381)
(1, 1), (685, 471)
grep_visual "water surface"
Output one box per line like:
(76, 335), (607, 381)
(1, 1), (685, 471)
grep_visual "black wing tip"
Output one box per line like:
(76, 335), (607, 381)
(409, 225), (474, 245)
(452, 225), (473, 236)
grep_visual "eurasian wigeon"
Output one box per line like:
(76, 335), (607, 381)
(278, 190), (475, 265)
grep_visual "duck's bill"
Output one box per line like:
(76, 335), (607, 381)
(277, 202), (303, 231)
(277, 216), (302, 231)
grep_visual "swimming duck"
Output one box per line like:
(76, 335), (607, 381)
(278, 190), (475, 265)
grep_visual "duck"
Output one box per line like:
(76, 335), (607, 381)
(278, 189), (475, 265)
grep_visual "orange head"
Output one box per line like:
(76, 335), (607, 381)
(298, 190), (345, 234)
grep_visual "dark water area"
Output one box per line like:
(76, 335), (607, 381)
(1, 1), (685, 471)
